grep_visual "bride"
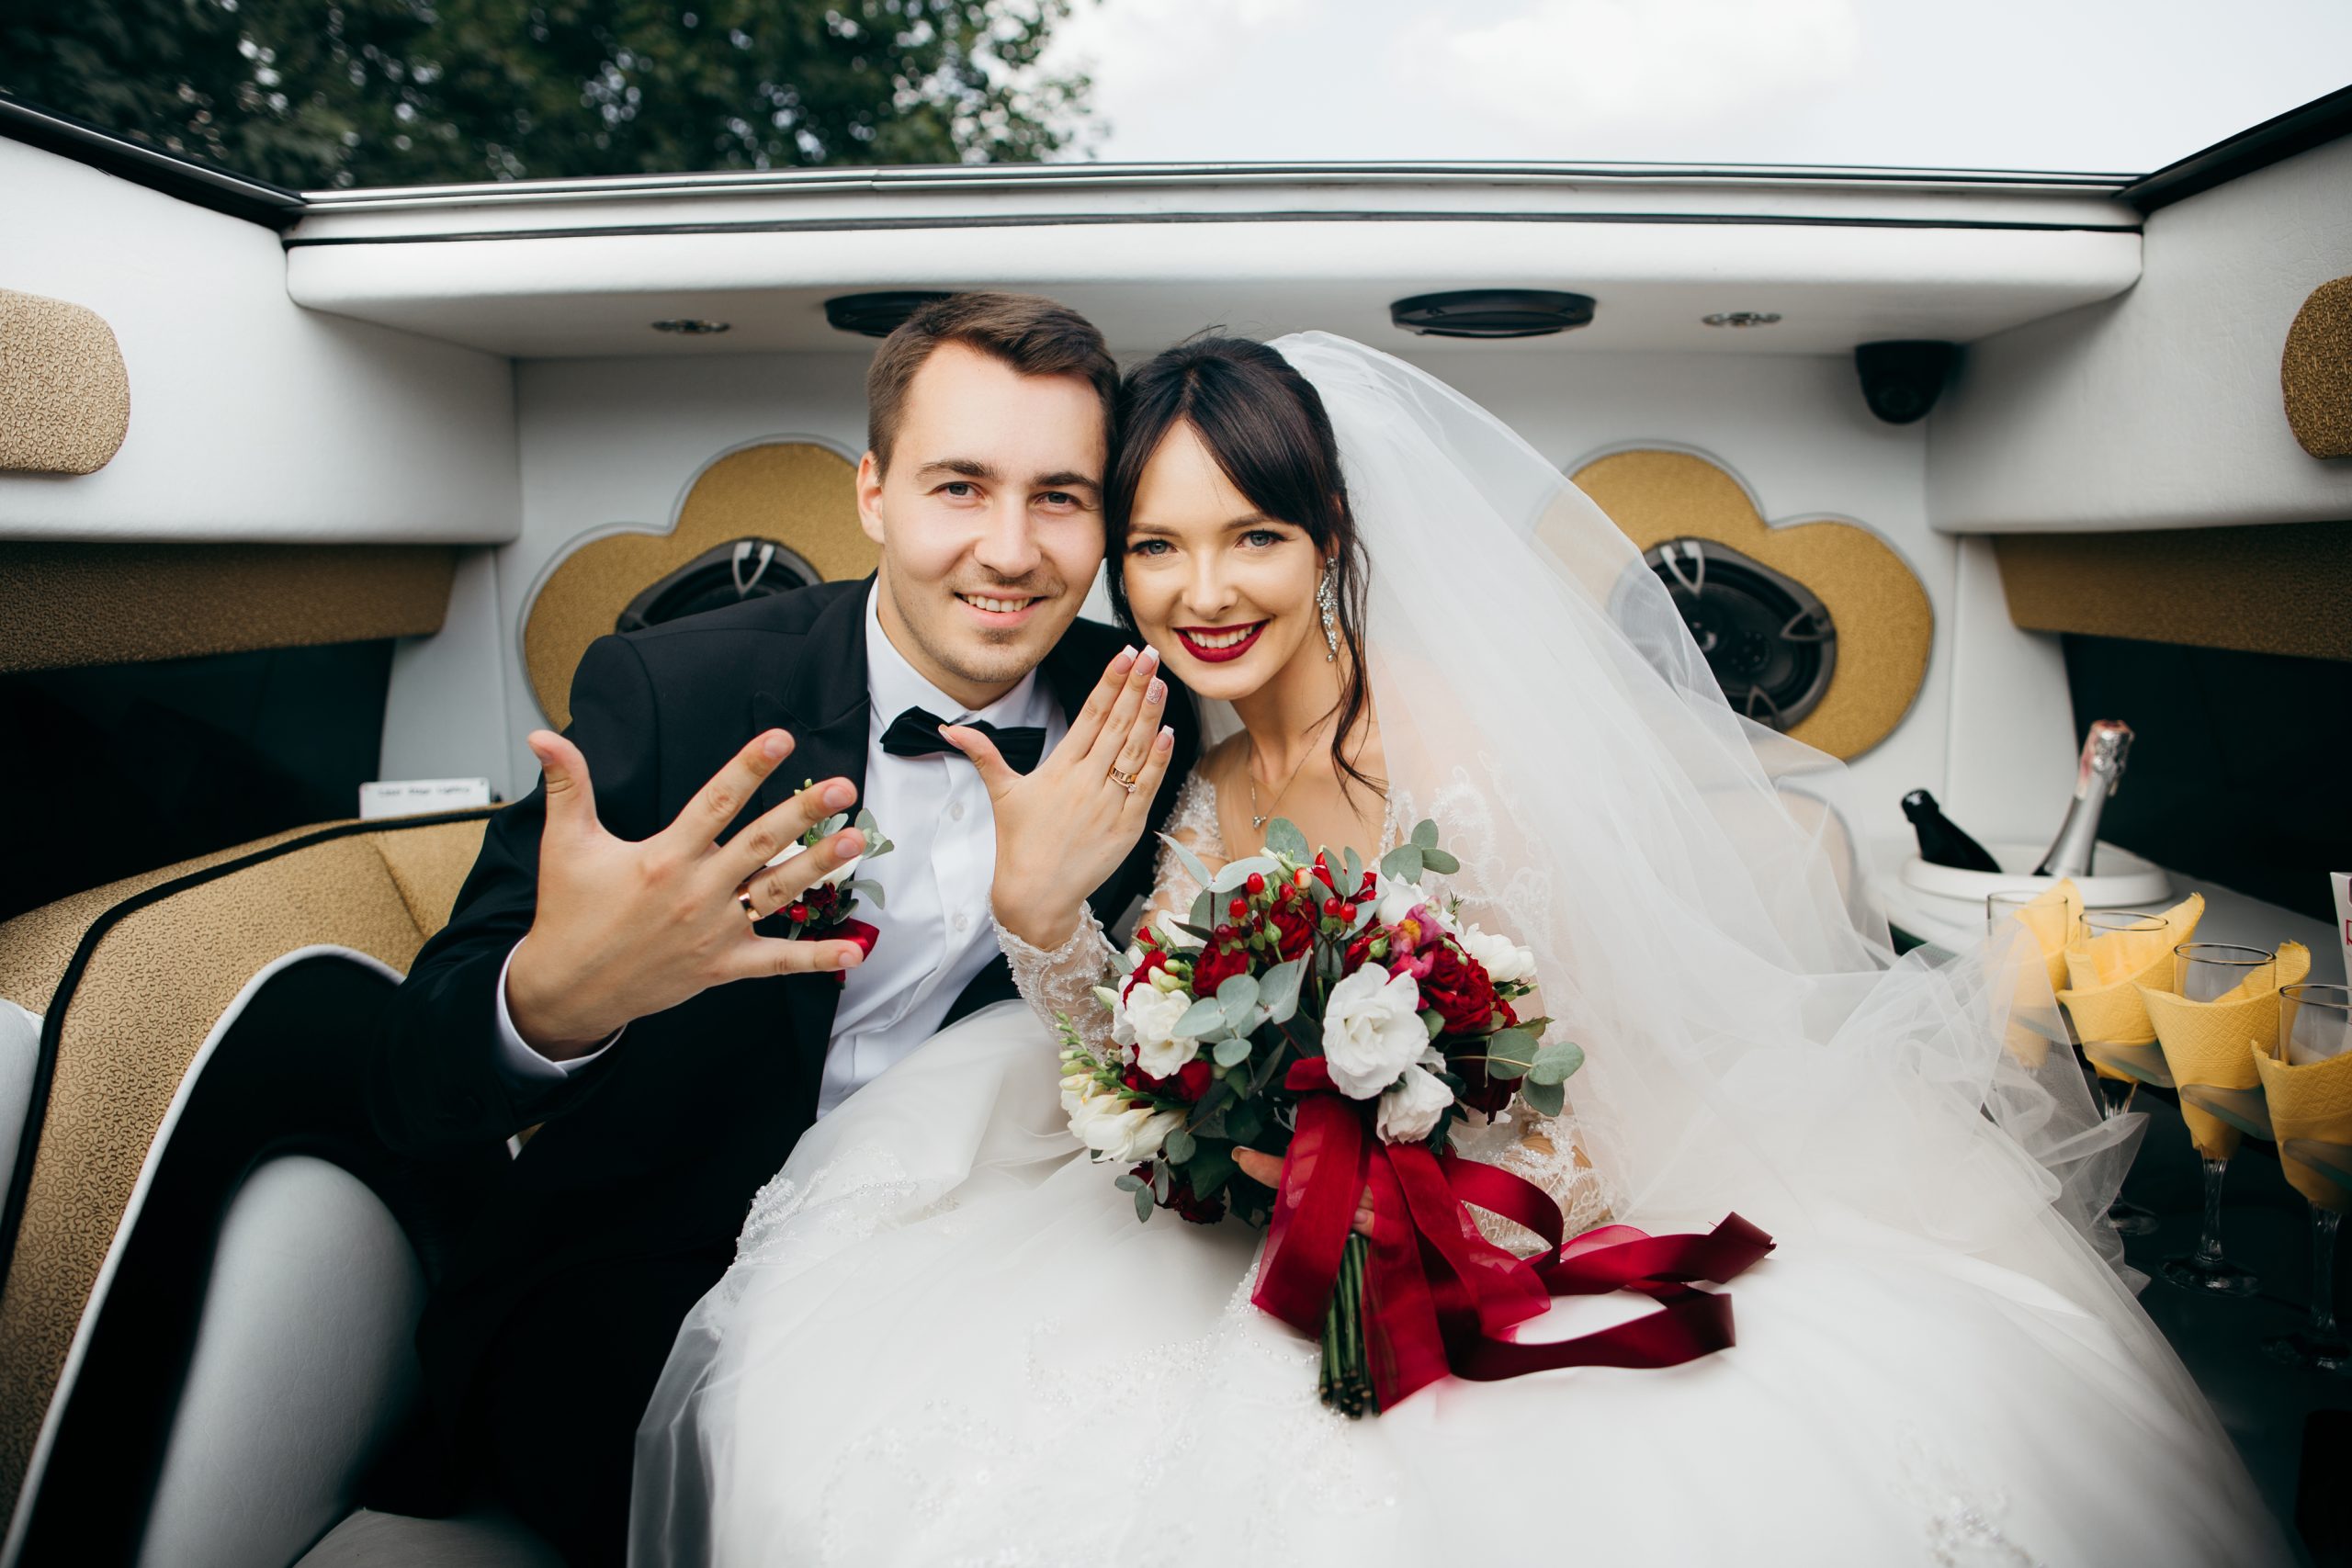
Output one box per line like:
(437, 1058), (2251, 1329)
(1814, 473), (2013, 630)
(632, 333), (2291, 1566)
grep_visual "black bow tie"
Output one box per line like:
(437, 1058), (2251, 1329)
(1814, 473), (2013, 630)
(879, 705), (1046, 774)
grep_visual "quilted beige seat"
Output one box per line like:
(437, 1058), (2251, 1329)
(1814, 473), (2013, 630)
(0, 810), (556, 1568)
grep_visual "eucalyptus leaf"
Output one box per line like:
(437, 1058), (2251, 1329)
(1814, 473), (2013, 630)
(1111, 947), (1137, 977)
(1190, 886), (1217, 932)
(1422, 1010), (1445, 1041)
(1217, 974), (1261, 1032)
(846, 879), (887, 909)
(1419, 847), (1460, 876)
(1263, 817), (1310, 861)
(1153, 1166), (1173, 1202)
(854, 807), (879, 836)
(1350, 898), (1379, 934)
(1261, 958), (1306, 1020)
(1114, 1173), (1145, 1193)
(1160, 831), (1215, 897)
(1520, 1077), (1566, 1119)
(1379, 842), (1424, 883)
(1214, 1035), (1253, 1067)
(1527, 1039), (1588, 1087)
(1483, 1027), (1536, 1080)
(1176, 997), (1227, 1038)
(1342, 845), (1363, 890)
(1411, 818), (1439, 851)
(1135, 1185), (1156, 1223)
(1164, 1127), (1197, 1165)
(1186, 1140), (1238, 1199)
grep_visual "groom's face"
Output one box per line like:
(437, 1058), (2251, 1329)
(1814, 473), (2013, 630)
(858, 343), (1107, 711)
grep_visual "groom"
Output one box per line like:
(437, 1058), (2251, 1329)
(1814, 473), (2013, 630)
(371, 292), (1200, 1565)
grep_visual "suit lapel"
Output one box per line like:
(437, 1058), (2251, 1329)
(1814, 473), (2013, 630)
(747, 581), (876, 1066)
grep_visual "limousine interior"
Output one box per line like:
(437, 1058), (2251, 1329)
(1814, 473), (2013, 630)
(3, 83), (2349, 1566)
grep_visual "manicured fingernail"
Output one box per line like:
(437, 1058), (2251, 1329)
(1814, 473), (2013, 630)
(824, 780), (854, 808)
(1156, 726), (1174, 751)
(1148, 678), (1166, 705)
(835, 829), (865, 855)
(1114, 646), (1137, 671)
(1137, 645), (1159, 671)
(762, 732), (788, 760)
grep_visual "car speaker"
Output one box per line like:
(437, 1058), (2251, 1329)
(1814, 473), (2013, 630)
(1642, 536), (1838, 730)
(616, 538), (820, 634)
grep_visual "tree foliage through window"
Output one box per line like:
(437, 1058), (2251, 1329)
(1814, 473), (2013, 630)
(2, 0), (1093, 188)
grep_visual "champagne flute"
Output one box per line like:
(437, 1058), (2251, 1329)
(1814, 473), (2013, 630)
(2067, 910), (2168, 1235)
(2154, 942), (2275, 1298)
(2265, 984), (2352, 1370)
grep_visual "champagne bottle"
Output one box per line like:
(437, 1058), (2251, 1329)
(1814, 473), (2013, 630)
(2032, 720), (2133, 878)
(1901, 789), (2002, 874)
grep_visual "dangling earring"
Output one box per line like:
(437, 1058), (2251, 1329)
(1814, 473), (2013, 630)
(1317, 562), (1340, 662)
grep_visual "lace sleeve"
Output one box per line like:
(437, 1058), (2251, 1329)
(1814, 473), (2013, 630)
(994, 770), (1227, 1060)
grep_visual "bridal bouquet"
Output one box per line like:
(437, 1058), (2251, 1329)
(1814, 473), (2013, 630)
(1057, 817), (1770, 1416)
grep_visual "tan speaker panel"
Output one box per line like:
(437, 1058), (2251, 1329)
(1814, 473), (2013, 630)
(1566, 449), (1933, 761)
(2283, 275), (2352, 460)
(525, 441), (871, 728)
(0, 289), (130, 476)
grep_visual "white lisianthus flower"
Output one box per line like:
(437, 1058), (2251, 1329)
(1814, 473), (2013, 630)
(1377, 1057), (1455, 1144)
(1454, 921), (1537, 985)
(1374, 883), (1425, 930)
(1321, 964), (1428, 1099)
(1151, 911), (1204, 951)
(1122, 986), (1199, 1078)
(761, 838), (861, 887)
(1068, 1082), (1183, 1162)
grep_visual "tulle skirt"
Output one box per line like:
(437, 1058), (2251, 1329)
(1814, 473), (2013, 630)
(632, 1002), (2293, 1568)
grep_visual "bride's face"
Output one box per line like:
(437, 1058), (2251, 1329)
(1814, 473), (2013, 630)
(1121, 420), (1327, 703)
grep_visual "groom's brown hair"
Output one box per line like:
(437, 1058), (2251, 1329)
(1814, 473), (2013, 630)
(865, 292), (1118, 474)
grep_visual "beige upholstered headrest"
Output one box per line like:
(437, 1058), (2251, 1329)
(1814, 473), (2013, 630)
(524, 441), (871, 728)
(0, 289), (130, 476)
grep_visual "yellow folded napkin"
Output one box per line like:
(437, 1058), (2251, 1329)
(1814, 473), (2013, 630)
(2056, 891), (2205, 1048)
(2137, 941), (2309, 1160)
(2254, 1030), (2352, 1213)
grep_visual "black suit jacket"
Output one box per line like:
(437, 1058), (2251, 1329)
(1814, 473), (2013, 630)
(371, 578), (1198, 1426)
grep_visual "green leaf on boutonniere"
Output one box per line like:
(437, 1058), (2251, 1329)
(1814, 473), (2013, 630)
(1263, 817), (1310, 861)
(1176, 997), (1227, 1039)
(1213, 1035), (1253, 1068)
(1411, 818), (1439, 851)
(1520, 1077), (1566, 1119)
(843, 878), (886, 909)
(1380, 842), (1424, 882)
(1419, 848), (1459, 876)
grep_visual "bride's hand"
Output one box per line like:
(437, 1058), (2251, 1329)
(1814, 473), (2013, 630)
(947, 643), (1177, 949)
(1233, 1148), (1374, 1235)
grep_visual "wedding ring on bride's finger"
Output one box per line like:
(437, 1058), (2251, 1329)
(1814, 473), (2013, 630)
(1108, 764), (1141, 795)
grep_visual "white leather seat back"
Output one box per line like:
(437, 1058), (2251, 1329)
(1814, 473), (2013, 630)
(135, 1156), (426, 1568)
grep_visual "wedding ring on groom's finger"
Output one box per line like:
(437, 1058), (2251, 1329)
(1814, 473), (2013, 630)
(1108, 764), (1141, 795)
(736, 887), (762, 922)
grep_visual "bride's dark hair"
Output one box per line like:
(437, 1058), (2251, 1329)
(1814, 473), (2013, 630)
(1104, 334), (1381, 802)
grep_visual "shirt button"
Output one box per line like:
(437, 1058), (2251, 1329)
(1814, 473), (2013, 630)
(949, 801), (967, 821)
(955, 914), (972, 933)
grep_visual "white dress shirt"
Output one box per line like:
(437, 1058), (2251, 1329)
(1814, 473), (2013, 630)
(492, 584), (1067, 1117)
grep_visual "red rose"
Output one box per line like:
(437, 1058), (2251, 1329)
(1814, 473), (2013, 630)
(1171, 1182), (1227, 1224)
(1419, 941), (1498, 1035)
(1124, 947), (1172, 1000)
(1268, 901), (1315, 961)
(1173, 1058), (1215, 1102)
(1448, 1043), (1516, 1116)
(1190, 941), (1252, 998)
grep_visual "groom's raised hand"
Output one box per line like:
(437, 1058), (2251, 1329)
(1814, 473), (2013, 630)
(947, 643), (1176, 950)
(504, 728), (870, 1058)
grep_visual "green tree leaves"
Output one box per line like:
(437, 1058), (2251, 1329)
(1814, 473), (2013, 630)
(3, 0), (1093, 188)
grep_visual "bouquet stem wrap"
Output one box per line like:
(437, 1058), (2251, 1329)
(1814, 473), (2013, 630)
(1257, 1059), (1775, 1411)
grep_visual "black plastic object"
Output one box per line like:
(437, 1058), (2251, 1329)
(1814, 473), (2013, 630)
(1642, 536), (1837, 732)
(1901, 788), (2002, 874)
(824, 290), (955, 337)
(616, 538), (820, 634)
(1854, 341), (1958, 424)
(1389, 289), (1596, 339)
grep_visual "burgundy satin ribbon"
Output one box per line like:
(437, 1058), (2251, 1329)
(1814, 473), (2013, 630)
(1252, 1058), (1775, 1408)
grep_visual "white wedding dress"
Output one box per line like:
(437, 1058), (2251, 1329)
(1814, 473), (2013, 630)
(632, 335), (2293, 1567)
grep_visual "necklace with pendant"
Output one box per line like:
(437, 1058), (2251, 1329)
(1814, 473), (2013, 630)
(1247, 734), (1317, 832)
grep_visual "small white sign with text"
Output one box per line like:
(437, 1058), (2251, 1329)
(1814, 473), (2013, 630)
(359, 777), (494, 820)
